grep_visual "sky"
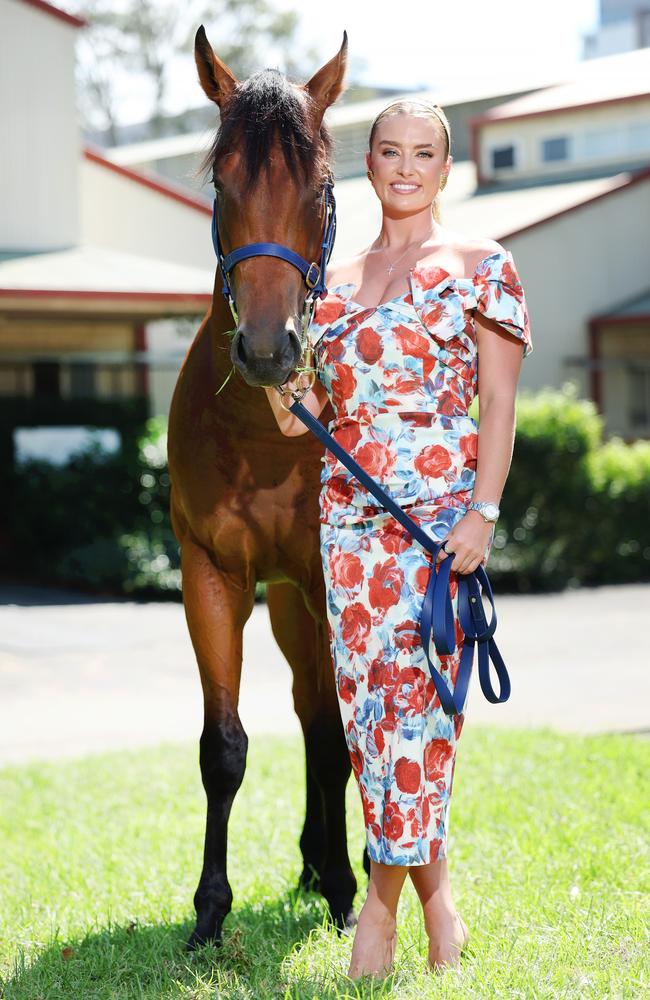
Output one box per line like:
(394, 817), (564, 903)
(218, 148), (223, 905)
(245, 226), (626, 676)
(94, 0), (602, 126)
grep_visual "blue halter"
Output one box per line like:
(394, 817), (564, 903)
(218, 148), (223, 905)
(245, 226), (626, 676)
(210, 177), (337, 327)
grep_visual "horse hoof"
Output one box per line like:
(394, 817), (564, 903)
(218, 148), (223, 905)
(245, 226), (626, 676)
(186, 927), (222, 952)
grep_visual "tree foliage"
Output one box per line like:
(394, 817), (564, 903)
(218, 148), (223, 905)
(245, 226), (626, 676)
(71, 0), (319, 142)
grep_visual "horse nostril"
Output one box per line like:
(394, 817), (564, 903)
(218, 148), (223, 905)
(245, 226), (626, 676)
(236, 333), (247, 365)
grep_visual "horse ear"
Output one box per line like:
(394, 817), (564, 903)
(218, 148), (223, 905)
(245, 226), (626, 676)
(194, 25), (238, 106)
(303, 30), (348, 119)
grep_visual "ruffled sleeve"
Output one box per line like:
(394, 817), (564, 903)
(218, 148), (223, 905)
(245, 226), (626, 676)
(309, 291), (349, 348)
(472, 250), (533, 358)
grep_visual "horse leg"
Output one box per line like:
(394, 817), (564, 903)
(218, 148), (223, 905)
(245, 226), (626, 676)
(181, 535), (255, 951)
(266, 581), (358, 928)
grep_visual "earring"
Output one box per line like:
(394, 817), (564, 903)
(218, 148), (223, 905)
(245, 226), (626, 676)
(439, 174), (448, 190)
(367, 169), (374, 181)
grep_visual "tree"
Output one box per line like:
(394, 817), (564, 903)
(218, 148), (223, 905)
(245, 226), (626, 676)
(71, 0), (321, 143)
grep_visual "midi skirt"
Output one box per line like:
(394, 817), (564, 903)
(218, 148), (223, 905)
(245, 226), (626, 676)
(320, 499), (479, 866)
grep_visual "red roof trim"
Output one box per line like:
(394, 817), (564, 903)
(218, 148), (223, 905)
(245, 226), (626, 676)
(84, 147), (213, 216)
(0, 288), (212, 303)
(498, 164), (650, 241)
(20, 0), (86, 29)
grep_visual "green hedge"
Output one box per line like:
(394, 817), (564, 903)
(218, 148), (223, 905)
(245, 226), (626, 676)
(4, 385), (650, 596)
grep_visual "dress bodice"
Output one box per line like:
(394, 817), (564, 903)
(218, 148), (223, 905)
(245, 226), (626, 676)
(309, 248), (533, 525)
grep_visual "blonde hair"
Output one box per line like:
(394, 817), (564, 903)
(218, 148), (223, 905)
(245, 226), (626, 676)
(368, 99), (451, 223)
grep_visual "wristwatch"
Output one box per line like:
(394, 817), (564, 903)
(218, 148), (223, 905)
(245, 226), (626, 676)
(468, 500), (500, 523)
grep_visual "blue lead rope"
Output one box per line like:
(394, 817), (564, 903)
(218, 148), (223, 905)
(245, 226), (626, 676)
(288, 399), (511, 717)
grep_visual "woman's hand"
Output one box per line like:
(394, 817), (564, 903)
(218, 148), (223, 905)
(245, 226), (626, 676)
(435, 510), (494, 574)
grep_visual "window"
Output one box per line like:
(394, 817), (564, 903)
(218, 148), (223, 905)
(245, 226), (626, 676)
(541, 136), (569, 162)
(33, 361), (60, 398)
(69, 362), (96, 398)
(491, 145), (515, 170)
(628, 367), (650, 429)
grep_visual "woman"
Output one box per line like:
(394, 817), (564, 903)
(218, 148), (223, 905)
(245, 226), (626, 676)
(265, 99), (533, 979)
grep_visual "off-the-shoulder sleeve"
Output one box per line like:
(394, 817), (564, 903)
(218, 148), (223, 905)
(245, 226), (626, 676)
(309, 292), (348, 347)
(472, 250), (533, 358)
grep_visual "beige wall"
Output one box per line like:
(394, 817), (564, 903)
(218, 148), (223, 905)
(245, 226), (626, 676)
(0, 317), (133, 353)
(0, 0), (79, 250)
(480, 98), (650, 182)
(506, 174), (650, 403)
(80, 158), (215, 272)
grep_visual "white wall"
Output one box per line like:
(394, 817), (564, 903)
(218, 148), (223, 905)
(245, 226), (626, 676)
(507, 174), (650, 394)
(0, 0), (79, 250)
(80, 156), (215, 272)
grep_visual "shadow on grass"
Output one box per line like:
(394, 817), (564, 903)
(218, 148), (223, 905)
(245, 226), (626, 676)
(2, 886), (379, 1000)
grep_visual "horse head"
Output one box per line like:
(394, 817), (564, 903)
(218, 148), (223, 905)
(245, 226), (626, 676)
(195, 25), (347, 387)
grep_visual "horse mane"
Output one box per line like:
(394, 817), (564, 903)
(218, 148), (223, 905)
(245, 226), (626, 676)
(201, 68), (334, 194)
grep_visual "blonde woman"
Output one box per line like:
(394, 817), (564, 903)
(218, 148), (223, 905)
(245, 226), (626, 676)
(267, 99), (532, 978)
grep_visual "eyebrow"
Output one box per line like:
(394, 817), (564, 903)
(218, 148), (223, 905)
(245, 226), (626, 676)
(377, 140), (436, 148)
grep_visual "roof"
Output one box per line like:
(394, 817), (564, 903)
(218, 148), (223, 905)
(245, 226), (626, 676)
(102, 67), (566, 168)
(19, 0), (86, 29)
(329, 160), (650, 257)
(473, 47), (650, 125)
(592, 288), (650, 322)
(0, 245), (213, 314)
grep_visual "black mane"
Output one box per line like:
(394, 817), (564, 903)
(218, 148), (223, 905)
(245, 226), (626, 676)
(202, 69), (333, 193)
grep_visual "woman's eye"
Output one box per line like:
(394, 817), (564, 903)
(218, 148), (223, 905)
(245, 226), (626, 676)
(382, 150), (433, 158)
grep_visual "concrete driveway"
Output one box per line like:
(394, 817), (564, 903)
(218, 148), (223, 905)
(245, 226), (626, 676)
(0, 581), (647, 765)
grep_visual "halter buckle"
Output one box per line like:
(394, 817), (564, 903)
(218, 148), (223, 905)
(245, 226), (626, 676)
(305, 262), (321, 289)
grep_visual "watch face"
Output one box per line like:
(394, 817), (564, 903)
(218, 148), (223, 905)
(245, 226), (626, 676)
(484, 503), (499, 520)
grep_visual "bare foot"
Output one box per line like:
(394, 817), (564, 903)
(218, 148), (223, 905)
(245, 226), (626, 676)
(425, 904), (469, 972)
(346, 906), (397, 980)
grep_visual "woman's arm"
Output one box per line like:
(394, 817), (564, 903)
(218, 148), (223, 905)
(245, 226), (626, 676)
(436, 311), (525, 574)
(264, 377), (330, 437)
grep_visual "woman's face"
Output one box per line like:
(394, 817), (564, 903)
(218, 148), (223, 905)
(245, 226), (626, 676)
(366, 112), (451, 212)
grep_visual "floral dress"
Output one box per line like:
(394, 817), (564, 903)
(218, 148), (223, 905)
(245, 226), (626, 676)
(309, 249), (533, 866)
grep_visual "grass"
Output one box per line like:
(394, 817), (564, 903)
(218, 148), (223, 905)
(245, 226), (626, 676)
(0, 727), (648, 999)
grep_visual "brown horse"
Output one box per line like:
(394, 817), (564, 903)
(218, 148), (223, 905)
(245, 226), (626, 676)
(167, 27), (366, 950)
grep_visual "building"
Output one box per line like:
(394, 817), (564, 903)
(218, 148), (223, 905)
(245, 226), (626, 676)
(0, 0), (214, 469)
(583, 1), (650, 59)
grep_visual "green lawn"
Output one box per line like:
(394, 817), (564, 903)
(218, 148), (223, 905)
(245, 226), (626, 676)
(0, 727), (648, 999)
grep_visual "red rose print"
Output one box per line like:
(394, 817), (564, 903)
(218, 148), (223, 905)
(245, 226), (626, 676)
(414, 563), (431, 594)
(379, 523), (410, 555)
(331, 549), (364, 592)
(394, 757), (421, 794)
(394, 324), (430, 359)
(368, 655), (384, 690)
(384, 801), (404, 841)
(459, 433), (477, 465)
(328, 476), (355, 504)
(334, 422), (362, 453)
(350, 743), (364, 777)
(314, 296), (347, 325)
(354, 440), (397, 481)
(424, 738), (454, 781)
(331, 362), (356, 409)
(368, 556), (403, 611)
(502, 261), (523, 300)
(337, 672), (357, 704)
(374, 726), (385, 754)
(340, 602), (371, 654)
(394, 620), (422, 651)
(414, 444), (452, 479)
(356, 326), (383, 364)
